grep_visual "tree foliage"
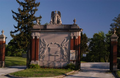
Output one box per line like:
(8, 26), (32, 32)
(6, 39), (25, 56)
(10, 0), (41, 51)
(80, 33), (88, 60)
(110, 14), (120, 57)
(87, 31), (110, 62)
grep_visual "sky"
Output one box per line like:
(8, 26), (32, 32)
(0, 0), (120, 44)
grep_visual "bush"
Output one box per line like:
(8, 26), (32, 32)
(65, 63), (76, 70)
(29, 64), (40, 69)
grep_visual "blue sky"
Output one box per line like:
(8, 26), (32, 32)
(0, 0), (120, 44)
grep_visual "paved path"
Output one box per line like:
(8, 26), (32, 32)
(0, 66), (26, 78)
(64, 62), (115, 78)
(0, 63), (115, 78)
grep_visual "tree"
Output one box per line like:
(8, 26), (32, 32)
(10, 0), (41, 51)
(10, 0), (42, 66)
(80, 33), (88, 61)
(110, 14), (120, 57)
(6, 39), (25, 56)
(87, 31), (110, 62)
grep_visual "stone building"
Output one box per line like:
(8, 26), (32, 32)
(30, 11), (82, 68)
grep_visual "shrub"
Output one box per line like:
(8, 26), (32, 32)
(65, 63), (76, 70)
(29, 64), (40, 69)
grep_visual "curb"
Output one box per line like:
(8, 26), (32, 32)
(6, 70), (79, 78)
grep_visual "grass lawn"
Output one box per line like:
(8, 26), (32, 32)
(81, 61), (86, 63)
(5, 56), (26, 67)
(10, 68), (73, 77)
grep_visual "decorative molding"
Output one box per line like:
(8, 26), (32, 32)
(75, 36), (78, 39)
(78, 32), (81, 36)
(30, 60), (39, 64)
(31, 32), (40, 39)
(37, 36), (40, 39)
(0, 35), (6, 41)
(71, 36), (73, 39)
(70, 32), (81, 38)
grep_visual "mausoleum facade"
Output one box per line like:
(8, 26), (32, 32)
(30, 11), (82, 68)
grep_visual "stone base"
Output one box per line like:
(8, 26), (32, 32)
(30, 60), (39, 65)
(70, 61), (76, 65)
(39, 61), (69, 68)
(113, 65), (117, 71)
(0, 61), (5, 67)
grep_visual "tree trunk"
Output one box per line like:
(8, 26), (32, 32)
(27, 44), (30, 68)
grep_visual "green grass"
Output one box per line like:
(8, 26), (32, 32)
(81, 61), (86, 63)
(5, 56), (26, 67)
(10, 68), (73, 77)
(117, 70), (120, 77)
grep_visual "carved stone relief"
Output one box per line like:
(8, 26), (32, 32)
(50, 11), (62, 24)
(39, 38), (69, 61)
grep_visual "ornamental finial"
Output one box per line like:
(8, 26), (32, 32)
(36, 19), (40, 25)
(1, 30), (4, 35)
(73, 18), (76, 24)
(114, 28), (116, 34)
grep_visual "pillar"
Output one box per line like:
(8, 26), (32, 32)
(75, 36), (79, 69)
(30, 32), (40, 65)
(78, 32), (81, 69)
(35, 37), (39, 61)
(31, 37), (35, 61)
(0, 30), (6, 67)
(110, 30), (118, 71)
(70, 36), (75, 63)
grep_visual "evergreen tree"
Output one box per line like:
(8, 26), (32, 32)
(110, 14), (120, 57)
(80, 33), (88, 61)
(10, 0), (42, 51)
(87, 31), (110, 62)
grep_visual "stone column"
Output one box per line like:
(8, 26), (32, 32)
(31, 36), (35, 61)
(35, 36), (39, 61)
(110, 30), (118, 71)
(75, 36), (79, 69)
(30, 32), (40, 65)
(78, 32), (81, 69)
(0, 30), (6, 67)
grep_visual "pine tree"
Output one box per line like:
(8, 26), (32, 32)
(10, 0), (42, 51)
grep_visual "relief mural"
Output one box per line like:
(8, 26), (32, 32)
(39, 38), (69, 61)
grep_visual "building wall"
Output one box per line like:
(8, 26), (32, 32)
(39, 32), (70, 68)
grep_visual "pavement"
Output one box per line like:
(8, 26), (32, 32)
(64, 62), (115, 78)
(0, 66), (26, 78)
(0, 63), (115, 78)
